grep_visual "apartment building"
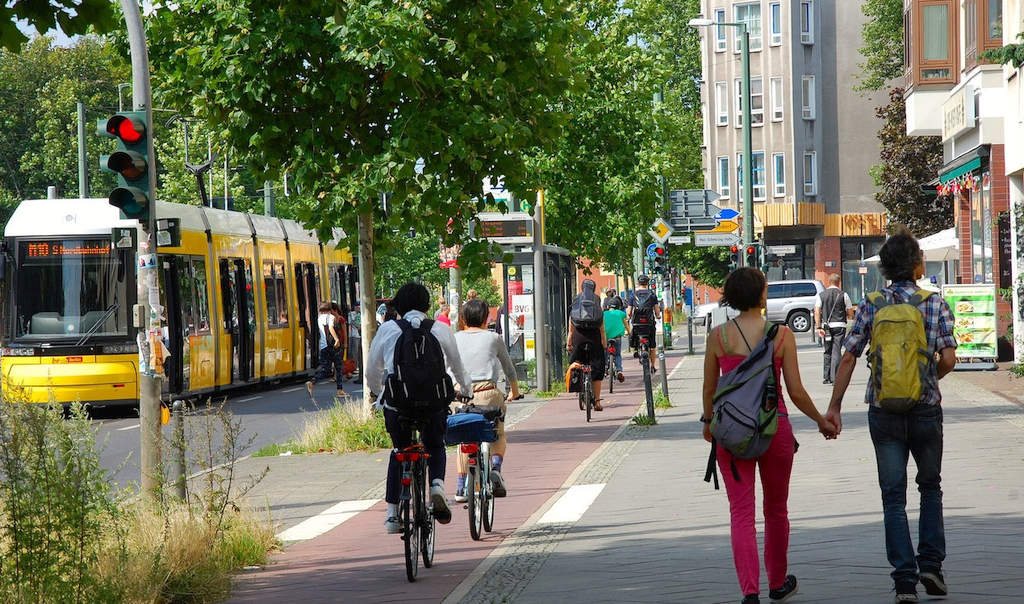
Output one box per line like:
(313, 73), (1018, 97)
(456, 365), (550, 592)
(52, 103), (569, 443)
(697, 0), (888, 301)
(998, 0), (1024, 359)
(903, 0), (1014, 353)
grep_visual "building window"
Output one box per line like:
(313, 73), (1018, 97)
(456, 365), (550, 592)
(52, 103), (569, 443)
(715, 9), (727, 51)
(735, 77), (764, 126)
(263, 261), (288, 327)
(967, 0), (1003, 68)
(718, 156), (730, 198)
(922, 2), (953, 81)
(770, 77), (783, 121)
(800, 0), (814, 44)
(715, 81), (728, 126)
(770, 3), (782, 46)
(739, 152), (767, 200)
(773, 153), (785, 197)
(734, 3), (762, 52)
(803, 152), (817, 196)
(970, 172), (994, 283)
(906, 0), (957, 87)
(801, 75), (815, 120)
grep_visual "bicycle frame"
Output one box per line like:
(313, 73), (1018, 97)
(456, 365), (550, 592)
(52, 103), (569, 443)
(394, 419), (435, 582)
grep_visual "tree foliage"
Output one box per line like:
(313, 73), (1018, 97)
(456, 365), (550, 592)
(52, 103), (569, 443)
(875, 88), (952, 236)
(0, 0), (116, 51)
(146, 0), (579, 277)
(982, 33), (1024, 68)
(675, 244), (732, 289)
(857, 0), (905, 91)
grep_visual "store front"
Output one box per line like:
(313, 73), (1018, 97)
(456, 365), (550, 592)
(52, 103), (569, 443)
(763, 240), (815, 281)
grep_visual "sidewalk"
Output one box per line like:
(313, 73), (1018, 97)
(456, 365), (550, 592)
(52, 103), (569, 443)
(452, 341), (1024, 603)
(227, 350), (680, 602)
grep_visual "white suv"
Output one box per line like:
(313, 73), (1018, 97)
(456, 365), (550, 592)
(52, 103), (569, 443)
(765, 280), (824, 332)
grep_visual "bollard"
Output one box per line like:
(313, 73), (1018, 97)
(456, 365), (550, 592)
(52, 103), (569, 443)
(658, 348), (669, 398)
(686, 315), (694, 355)
(172, 400), (186, 500)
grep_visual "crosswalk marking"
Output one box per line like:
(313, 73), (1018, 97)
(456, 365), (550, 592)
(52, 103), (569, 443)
(537, 484), (606, 524)
(276, 499), (380, 542)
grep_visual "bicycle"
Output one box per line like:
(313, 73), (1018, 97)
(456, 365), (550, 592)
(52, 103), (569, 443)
(606, 339), (618, 394)
(636, 335), (654, 416)
(394, 417), (435, 583)
(462, 438), (494, 540)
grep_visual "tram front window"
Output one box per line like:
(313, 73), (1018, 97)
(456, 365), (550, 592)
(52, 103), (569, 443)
(14, 239), (129, 342)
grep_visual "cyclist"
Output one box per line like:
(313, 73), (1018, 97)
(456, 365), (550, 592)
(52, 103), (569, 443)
(567, 279), (608, 411)
(628, 274), (662, 373)
(602, 287), (623, 311)
(603, 297), (629, 383)
(453, 298), (521, 502)
(366, 283), (473, 534)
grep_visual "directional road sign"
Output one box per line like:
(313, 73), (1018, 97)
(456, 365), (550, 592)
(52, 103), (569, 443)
(649, 218), (672, 243)
(695, 219), (740, 234)
(670, 216), (719, 232)
(646, 242), (660, 258)
(715, 208), (739, 220)
(695, 232), (741, 247)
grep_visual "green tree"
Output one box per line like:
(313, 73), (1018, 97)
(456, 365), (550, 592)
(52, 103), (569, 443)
(857, 0), (904, 91)
(0, 0), (115, 51)
(875, 88), (952, 236)
(675, 244), (731, 289)
(145, 0), (578, 275)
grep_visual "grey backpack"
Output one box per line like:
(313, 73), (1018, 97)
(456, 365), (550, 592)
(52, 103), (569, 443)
(704, 321), (781, 490)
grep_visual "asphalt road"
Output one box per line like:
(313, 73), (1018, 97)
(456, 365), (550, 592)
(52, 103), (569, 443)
(93, 377), (364, 489)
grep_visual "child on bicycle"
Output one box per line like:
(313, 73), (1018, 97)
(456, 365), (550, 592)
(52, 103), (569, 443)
(453, 298), (522, 502)
(366, 283), (473, 534)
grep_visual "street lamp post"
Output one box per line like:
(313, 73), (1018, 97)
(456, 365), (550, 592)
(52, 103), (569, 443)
(689, 18), (753, 265)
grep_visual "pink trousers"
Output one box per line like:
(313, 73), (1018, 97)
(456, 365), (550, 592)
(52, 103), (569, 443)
(716, 417), (795, 596)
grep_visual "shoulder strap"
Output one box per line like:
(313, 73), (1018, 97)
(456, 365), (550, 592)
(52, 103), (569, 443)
(908, 290), (933, 307)
(866, 292), (887, 309)
(766, 322), (780, 340)
(733, 319), (753, 353)
(419, 318), (435, 332)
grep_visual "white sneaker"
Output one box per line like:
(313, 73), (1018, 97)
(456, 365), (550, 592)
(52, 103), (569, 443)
(454, 489), (468, 503)
(430, 479), (452, 524)
(384, 515), (400, 534)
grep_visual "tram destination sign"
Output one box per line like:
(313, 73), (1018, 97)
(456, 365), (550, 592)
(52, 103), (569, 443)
(473, 212), (534, 245)
(22, 240), (109, 258)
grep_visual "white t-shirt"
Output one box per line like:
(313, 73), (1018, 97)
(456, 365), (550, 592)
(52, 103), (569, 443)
(318, 313), (335, 350)
(814, 286), (853, 328)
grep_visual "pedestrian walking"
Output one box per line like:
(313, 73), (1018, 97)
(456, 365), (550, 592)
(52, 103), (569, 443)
(814, 274), (854, 384)
(435, 296), (452, 326)
(702, 268), (837, 604)
(826, 227), (957, 603)
(452, 298), (521, 502)
(306, 302), (345, 397)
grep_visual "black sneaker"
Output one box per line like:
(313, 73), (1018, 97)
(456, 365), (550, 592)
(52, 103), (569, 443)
(741, 595), (760, 604)
(894, 580), (919, 603)
(769, 575), (798, 602)
(919, 570), (947, 596)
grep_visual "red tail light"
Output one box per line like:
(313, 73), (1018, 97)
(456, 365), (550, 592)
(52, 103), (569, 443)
(408, 452), (421, 462)
(401, 477), (411, 486)
(460, 443), (479, 454)
(395, 452), (407, 462)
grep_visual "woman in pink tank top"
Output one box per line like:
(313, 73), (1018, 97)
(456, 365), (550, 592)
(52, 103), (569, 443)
(701, 268), (838, 604)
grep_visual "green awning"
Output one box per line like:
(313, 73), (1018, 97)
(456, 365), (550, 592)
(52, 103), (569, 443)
(938, 157), (981, 183)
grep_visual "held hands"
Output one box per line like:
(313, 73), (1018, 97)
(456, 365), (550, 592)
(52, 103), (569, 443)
(817, 415), (839, 440)
(824, 405), (842, 437)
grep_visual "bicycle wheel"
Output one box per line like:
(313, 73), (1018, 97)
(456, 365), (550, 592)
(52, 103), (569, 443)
(642, 350), (654, 417)
(584, 372), (592, 423)
(607, 354), (614, 394)
(402, 488), (418, 582)
(481, 457), (495, 532)
(467, 464), (482, 541)
(421, 464), (435, 567)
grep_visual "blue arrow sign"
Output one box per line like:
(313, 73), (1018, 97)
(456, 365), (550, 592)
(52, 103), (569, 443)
(715, 208), (739, 220)
(646, 243), (660, 258)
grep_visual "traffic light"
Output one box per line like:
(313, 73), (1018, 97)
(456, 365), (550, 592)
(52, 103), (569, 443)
(653, 246), (667, 274)
(745, 245), (757, 268)
(98, 111), (151, 223)
(729, 245), (740, 270)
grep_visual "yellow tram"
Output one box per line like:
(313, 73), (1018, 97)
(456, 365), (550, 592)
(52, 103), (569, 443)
(1, 198), (355, 406)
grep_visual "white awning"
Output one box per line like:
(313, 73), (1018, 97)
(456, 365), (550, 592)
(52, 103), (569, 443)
(864, 228), (958, 263)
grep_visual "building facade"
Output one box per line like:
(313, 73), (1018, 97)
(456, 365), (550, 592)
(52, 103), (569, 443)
(999, 0), (1024, 361)
(903, 0), (1014, 357)
(697, 0), (888, 301)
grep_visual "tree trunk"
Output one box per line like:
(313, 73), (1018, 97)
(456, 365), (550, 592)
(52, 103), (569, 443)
(358, 211), (377, 410)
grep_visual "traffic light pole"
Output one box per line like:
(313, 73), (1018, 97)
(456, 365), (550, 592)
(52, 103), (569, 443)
(740, 27), (754, 263)
(120, 0), (162, 499)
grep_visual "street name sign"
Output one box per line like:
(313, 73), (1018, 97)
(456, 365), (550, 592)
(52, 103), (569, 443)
(667, 235), (691, 245)
(695, 232), (740, 247)
(767, 245), (797, 255)
(649, 217), (672, 243)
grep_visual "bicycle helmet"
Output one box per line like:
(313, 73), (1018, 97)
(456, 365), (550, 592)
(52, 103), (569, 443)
(637, 274), (651, 285)
(608, 297), (624, 310)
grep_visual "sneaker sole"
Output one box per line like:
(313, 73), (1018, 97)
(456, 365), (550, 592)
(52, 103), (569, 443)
(431, 492), (452, 524)
(770, 585), (798, 603)
(919, 573), (947, 597)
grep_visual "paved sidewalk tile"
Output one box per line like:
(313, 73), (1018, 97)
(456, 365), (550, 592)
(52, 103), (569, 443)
(510, 344), (1024, 603)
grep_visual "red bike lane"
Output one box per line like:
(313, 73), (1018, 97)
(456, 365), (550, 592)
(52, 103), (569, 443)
(229, 353), (684, 603)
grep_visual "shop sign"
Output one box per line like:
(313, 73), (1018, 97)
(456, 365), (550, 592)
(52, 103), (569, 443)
(942, 86), (975, 141)
(942, 284), (997, 359)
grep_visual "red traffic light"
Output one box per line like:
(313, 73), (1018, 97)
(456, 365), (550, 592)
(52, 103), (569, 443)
(730, 245), (739, 254)
(746, 246), (755, 255)
(105, 115), (146, 144)
(655, 247), (665, 256)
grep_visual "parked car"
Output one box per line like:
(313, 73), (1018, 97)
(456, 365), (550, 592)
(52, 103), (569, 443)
(691, 302), (719, 324)
(765, 279), (824, 332)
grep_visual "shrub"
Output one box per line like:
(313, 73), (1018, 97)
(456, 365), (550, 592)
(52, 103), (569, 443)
(255, 402), (390, 456)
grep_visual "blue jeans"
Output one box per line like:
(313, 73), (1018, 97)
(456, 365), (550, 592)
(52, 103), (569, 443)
(609, 337), (622, 373)
(868, 404), (945, 583)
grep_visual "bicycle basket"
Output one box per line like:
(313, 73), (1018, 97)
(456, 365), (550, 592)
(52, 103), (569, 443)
(444, 413), (498, 445)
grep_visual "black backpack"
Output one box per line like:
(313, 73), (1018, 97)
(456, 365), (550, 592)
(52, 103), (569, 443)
(631, 290), (658, 326)
(383, 319), (455, 414)
(570, 291), (603, 329)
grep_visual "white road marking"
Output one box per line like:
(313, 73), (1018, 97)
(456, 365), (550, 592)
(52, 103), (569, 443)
(116, 423), (140, 431)
(537, 483), (606, 524)
(237, 395), (262, 402)
(282, 386), (304, 393)
(276, 498), (380, 542)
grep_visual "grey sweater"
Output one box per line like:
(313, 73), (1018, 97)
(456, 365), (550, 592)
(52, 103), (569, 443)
(455, 330), (518, 384)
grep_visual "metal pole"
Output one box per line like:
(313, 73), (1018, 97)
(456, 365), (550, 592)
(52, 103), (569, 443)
(117, 82), (130, 112)
(357, 212), (377, 409)
(741, 26), (754, 257)
(658, 345), (669, 397)
(449, 266), (462, 330)
(223, 152), (229, 210)
(207, 137), (213, 202)
(47, 186), (57, 199)
(77, 102), (87, 198)
(533, 189), (548, 392)
(172, 400), (186, 500)
(120, 0), (162, 499)
(263, 180), (275, 216)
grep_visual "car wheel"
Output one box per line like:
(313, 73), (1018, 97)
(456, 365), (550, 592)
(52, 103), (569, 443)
(788, 310), (811, 333)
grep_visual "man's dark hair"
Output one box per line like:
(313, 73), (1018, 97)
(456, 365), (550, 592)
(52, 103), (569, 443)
(637, 274), (650, 285)
(461, 298), (490, 328)
(878, 226), (923, 283)
(720, 268), (766, 312)
(391, 283), (430, 315)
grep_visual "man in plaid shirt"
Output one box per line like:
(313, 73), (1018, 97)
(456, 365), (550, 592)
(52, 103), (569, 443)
(825, 228), (957, 604)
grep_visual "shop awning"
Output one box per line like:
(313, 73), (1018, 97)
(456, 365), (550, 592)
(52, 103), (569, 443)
(937, 145), (989, 184)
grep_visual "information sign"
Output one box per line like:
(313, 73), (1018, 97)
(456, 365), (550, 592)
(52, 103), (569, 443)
(941, 284), (997, 359)
(694, 233), (740, 247)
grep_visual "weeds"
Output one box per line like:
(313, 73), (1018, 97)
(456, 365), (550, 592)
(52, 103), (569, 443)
(631, 413), (657, 426)
(654, 391), (673, 409)
(254, 402), (389, 456)
(536, 381), (566, 398)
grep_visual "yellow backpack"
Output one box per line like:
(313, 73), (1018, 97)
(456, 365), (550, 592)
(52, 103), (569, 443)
(865, 290), (933, 413)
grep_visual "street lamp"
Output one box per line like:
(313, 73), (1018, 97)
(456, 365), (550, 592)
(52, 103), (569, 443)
(689, 17), (754, 265)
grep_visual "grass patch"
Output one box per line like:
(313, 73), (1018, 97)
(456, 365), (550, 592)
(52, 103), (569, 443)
(535, 381), (566, 398)
(654, 391), (673, 409)
(631, 413), (657, 426)
(254, 402), (390, 456)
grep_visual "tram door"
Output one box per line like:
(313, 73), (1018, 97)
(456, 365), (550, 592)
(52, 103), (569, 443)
(220, 258), (256, 383)
(161, 256), (188, 394)
(294, 263), (320, 370)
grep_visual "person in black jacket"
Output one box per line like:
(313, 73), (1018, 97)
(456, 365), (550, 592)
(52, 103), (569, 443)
(566, 279), (607, 410)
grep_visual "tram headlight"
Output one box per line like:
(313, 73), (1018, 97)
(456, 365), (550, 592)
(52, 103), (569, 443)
(101, 343), (138, 355)
(2, 347), (35, 356)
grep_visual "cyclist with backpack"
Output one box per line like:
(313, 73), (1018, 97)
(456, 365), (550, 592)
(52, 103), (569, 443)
(365, 283), (473, 535)
(825, 228), (957, 603)
(702, 268), (836, 604)
(567, 279), (608, 411)
(628, 274), (661, 372)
